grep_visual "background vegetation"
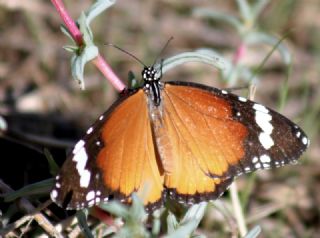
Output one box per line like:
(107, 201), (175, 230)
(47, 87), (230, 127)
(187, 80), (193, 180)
(0, 0), (319, 237)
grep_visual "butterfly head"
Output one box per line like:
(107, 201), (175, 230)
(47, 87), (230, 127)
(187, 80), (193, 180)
(142, 66), (159, 83)
(142, 66), (162, 106)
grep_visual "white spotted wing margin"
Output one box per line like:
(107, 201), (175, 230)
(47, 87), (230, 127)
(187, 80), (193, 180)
(50, 89), (139, 210)
(165, 81), (310, 179)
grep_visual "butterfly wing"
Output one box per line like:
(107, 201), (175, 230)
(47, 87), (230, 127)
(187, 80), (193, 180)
(51, 89), (164, 210)
(155, 81), (308, 203)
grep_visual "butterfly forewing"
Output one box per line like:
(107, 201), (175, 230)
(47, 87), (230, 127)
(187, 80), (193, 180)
(156, 82), (308, 203)
(51, 90), (164, 210)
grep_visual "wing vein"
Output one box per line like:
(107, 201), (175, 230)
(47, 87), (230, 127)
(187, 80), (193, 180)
(164, 90), (211, 175)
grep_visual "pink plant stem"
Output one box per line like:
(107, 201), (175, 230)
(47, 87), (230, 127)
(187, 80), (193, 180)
(233, 42), (247, 64)
(51, 0), (126, 92)
(51, 0), (83, 45)
(93, 55), (126, 92)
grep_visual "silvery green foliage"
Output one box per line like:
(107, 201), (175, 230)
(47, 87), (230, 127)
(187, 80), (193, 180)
(76, 210), (94, 238)
(62, 0), (116, 89)
(99, 194), (149, 238)
(243, 225), (262, 238)
(193, 0), (291, 86)
(166, 202), (207, 238)
(153, 51), (226, 80)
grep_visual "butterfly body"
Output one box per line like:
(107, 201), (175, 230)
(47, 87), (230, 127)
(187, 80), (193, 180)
(51, 66), (309, 211)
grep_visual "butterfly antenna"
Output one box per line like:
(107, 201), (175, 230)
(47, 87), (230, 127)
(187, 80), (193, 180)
(152, 36), (174, 66)
(106, 43), (147, 67)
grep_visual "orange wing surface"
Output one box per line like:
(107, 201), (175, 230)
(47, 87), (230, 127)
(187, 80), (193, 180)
(52, 90), (164, 210)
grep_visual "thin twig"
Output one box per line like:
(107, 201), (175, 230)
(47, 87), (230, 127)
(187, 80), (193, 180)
(230, 182), (247, 236)
(0, 179), (63, 238)
(211, 200), (239, 238)
(246, 202), (285, 224)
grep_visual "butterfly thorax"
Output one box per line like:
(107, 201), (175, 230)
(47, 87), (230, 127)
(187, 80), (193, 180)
(142, 66), (163, 107)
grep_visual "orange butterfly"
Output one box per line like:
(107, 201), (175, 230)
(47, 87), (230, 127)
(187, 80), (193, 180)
(51, 64), (309, 212)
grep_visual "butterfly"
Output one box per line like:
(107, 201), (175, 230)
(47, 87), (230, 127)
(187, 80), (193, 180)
(50, 61), (309, 212)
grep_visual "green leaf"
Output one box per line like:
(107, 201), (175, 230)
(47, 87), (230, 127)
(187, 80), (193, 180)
(166, 203), (207, 238)
(167, 212), (179, 234)
(60, 24), (76, 44)
(63, 45), (80, 53)
(179, 202), (207, 228)
(243, 225), (262, 238)
(76, 210), (94, 238)
(130, 194), (147, 221)
(68, 13), (99, 89)
(193, 8), (242, 31)
(71, 44), (99, 89)
(252, 0), (270, 21)
(78, 12), (94, 45)
(44, 148), (59, 176)
(156, 51), (226, 78)
(98, 201), (129, 218)
(99, 194), (150, 238)
(60, 1), (115, 90)
(151, 209), (161, 236)
(195, 48), (257, 85)
(128, 70), (141, 89)
(85, 0), (116, 25)
(3, 179), (53, 202)
(237, 0), (253, 21)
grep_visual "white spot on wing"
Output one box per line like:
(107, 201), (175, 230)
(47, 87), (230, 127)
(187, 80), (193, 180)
(221, 90), (228, 94)
(252, 156), (258, 163)
(262, 163), (270, 168)
(302, 136), (308, 145)
(72, 140), (85, 154)
(255, 163), (261, 169)
(86, 191), (95, 201)
(79, 170), (91, 188)
(72, 147), (91, 188)
(260, 154), (271, 163)
(255, 111), (273, 134)
(253, 103), (269, 113)
(254, 109), (274, 150)
(259, 132), (274, 149)
(86, 127), (93, 134)
(238, 96), (247, 102)
(51, 189), (58, 199)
